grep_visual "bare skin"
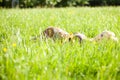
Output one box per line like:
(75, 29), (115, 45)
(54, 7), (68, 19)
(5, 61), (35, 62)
(90, 30), (118, 42)
(31, 28), (118, 44)
(73, 33), (88, 43)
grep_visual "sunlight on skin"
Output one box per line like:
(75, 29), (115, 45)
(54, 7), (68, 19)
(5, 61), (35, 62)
(90, 30), (118, 43)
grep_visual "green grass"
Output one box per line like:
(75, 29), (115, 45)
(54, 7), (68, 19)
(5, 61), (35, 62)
(0, 7), (120, 80)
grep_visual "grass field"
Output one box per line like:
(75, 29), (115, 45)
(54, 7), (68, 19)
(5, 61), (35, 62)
(0, 7), (120, 80)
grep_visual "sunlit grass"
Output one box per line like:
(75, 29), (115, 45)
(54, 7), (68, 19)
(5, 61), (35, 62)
(0, 7), (120, 80)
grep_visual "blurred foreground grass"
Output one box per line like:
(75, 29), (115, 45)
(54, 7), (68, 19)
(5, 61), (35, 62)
(0, 7), (120, 80)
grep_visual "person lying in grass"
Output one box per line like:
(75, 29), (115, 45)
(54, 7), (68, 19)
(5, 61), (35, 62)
(43, 26), (74, 43)
(90, 30), (118, 42)
(31, 27), (118, 43)
(31, 26), (74, 43)
(72, 30), (118, 43)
